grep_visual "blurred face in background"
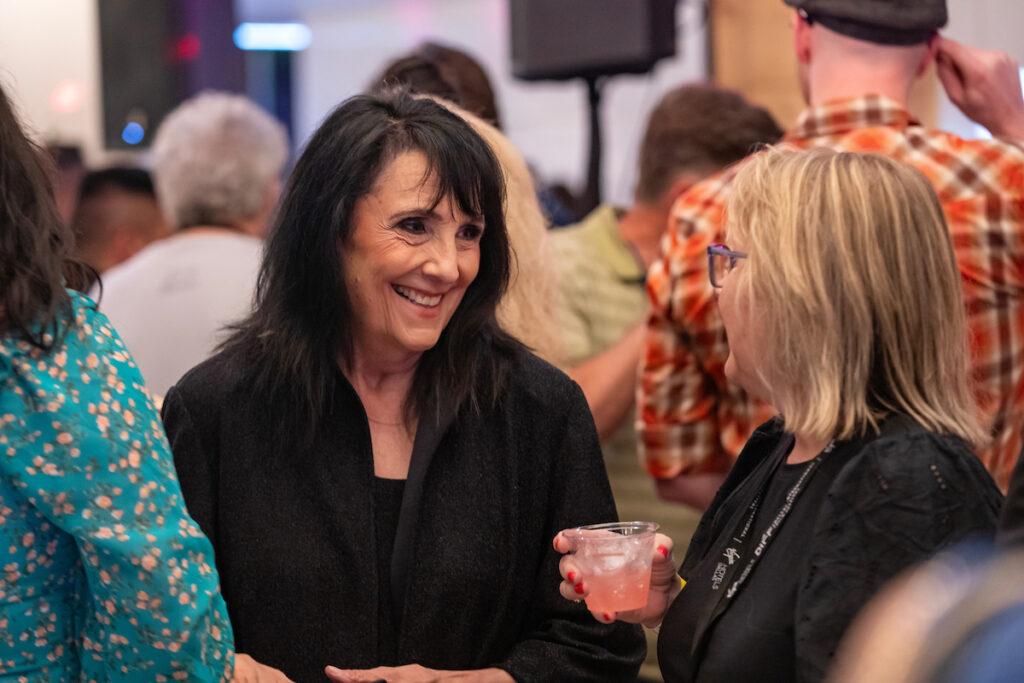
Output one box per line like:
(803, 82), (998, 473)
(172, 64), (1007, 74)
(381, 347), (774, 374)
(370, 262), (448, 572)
(73, 188), (170, 274)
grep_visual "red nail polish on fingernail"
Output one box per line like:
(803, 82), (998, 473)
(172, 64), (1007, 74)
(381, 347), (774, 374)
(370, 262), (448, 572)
(574, 582), (585, 595)
(657, 545), (669, 558)
(567, 571), (576, 583)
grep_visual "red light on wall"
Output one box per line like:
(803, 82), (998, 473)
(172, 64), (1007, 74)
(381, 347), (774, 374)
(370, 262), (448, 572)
(49, 80), (85, 113)
(169, 33), (201, 62)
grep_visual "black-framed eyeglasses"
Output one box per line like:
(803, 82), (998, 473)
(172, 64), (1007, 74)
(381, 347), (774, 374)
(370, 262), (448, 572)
(707, 243), (747, 289)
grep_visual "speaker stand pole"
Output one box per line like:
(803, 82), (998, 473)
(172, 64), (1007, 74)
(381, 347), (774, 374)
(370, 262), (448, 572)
(579, 74), (605, 216)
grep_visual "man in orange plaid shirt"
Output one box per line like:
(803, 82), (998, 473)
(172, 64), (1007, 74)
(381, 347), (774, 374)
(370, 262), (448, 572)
(640, 0), (1024, 509)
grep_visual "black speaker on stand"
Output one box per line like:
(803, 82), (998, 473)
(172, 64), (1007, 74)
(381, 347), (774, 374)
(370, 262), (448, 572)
(98, 0), (245, 150)
(510, 0), (678, 213)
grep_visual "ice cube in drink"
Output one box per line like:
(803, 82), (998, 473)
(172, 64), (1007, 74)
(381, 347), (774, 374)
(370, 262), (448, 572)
(583, 560), (652, 613)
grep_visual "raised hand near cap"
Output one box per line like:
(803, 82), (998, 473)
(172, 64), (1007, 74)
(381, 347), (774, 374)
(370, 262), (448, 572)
(936, 37), (1024, 141)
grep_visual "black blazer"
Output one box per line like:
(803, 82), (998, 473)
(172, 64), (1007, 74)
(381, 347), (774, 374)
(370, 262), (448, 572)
(162, 348), (644, 682)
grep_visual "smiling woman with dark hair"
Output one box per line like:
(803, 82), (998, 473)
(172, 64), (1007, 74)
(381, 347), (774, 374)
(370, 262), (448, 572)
(161, 90), (644, 683)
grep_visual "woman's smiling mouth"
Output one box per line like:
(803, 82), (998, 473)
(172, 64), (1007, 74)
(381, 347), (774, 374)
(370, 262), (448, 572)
(393, 284), (443, 308)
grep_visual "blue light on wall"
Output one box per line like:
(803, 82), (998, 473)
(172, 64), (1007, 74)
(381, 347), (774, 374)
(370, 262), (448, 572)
(233, 23), (312, 51)
(121, 121), (145, 145)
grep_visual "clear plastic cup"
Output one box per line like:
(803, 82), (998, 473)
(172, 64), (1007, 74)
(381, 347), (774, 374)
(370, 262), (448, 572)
(565, 521), (659, 613)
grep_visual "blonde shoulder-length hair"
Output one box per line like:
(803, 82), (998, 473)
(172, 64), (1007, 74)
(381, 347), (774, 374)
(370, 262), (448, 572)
(430, 97), (563, 362)
(725, 147), (985, 445)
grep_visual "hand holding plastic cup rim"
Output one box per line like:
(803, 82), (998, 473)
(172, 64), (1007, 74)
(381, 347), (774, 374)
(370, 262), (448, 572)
(564, 521), (659, 613)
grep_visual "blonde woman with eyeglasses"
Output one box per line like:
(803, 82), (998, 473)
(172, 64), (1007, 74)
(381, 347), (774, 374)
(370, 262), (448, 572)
(554, 147), (1003, 683)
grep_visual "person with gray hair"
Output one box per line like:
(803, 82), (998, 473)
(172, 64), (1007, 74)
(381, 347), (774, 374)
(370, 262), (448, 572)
(98, 91), (289, 398)
(151, 91), (288, 234)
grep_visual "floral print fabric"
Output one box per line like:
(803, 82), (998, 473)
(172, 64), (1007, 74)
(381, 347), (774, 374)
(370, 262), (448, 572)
(0, 291), (233, 681)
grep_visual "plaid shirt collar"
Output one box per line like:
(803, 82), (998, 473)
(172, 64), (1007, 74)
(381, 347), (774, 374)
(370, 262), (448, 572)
(785, 94), (919, 141)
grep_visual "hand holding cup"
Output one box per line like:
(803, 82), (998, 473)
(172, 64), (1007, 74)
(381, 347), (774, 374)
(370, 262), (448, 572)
(553, 522), (682, 628)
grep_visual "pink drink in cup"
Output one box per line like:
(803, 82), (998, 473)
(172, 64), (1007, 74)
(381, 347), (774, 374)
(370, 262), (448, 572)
(566, 521), (659, 613)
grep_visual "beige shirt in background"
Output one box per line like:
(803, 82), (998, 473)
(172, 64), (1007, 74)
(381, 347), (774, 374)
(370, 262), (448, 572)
(549, 204), (648, 464)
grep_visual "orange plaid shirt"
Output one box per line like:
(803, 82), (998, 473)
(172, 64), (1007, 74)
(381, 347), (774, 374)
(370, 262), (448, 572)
(639, 95), (1024, 489)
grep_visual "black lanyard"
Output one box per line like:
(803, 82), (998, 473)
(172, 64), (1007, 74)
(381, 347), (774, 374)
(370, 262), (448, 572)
(690, 436), (835, 660)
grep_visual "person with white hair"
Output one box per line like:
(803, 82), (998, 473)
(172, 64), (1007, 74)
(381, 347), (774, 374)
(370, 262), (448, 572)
(98, 91), (288, 397)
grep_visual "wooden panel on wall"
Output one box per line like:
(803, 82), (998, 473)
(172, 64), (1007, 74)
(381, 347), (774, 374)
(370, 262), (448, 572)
(710, 0), (939, 130)
(711, 0), (804, 129)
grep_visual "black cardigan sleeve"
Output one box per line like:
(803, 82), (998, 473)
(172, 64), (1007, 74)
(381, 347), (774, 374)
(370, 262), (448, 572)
(161, 384), (220, 547)
(794, 432), (1002, 682)
(495, 380), (646, 682)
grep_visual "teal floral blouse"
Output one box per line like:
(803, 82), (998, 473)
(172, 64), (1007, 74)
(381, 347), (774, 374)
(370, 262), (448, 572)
(0, 291), (234, 681)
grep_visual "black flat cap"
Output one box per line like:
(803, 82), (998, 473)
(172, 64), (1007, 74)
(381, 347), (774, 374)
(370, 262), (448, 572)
(784, 0), (947, 45)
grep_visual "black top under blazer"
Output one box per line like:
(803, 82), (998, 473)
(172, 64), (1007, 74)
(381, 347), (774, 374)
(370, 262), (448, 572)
(161, 348), (645, 683)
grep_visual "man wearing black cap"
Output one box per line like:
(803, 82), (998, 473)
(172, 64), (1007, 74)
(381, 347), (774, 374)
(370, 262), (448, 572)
(639, 0), (1024, 510)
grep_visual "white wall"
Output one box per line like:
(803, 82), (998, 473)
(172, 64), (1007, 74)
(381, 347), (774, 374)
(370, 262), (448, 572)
(947, 0), (1024, 61)
(0, 0), (105, 162)
(290, 0), (708, 207)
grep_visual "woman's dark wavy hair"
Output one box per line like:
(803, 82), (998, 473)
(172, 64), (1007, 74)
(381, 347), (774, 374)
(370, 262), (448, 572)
(220, 90), (520, 443)
(0, 81), (89, 349)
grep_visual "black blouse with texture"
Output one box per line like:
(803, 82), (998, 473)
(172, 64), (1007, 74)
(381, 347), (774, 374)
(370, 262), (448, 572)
(658, 416), (1002, 683)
